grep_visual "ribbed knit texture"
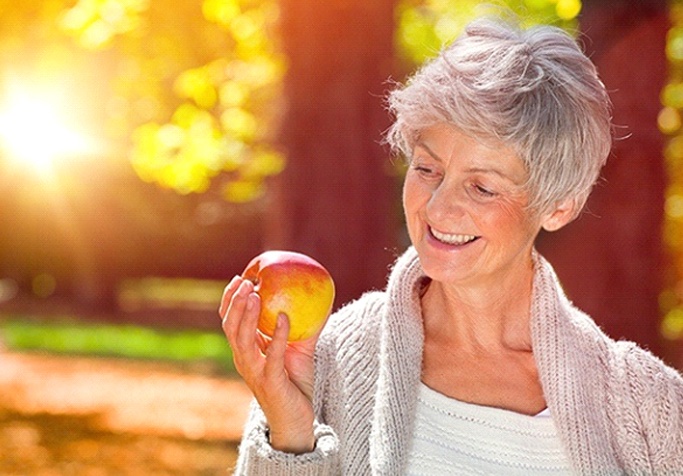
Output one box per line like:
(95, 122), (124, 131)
(405, 383), (572, 475)
(232, 247), (683, 475)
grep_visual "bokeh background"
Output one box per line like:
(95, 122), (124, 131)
(0, 0), (681, 473)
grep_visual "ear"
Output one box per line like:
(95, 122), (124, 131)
(540, 198), (580, 232)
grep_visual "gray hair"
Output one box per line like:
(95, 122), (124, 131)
(386, 16), (613, 215)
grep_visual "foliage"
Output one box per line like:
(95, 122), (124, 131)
(395, 0), (581, 65)
(660, 1), (683, 341)
(4, 0), (580, 204)
(59, 0), (286, 202)
(0, 0), (580, 205)
(0, 318), (235, 372)
(56, 0), (580, 202)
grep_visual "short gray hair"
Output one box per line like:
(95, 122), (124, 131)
(386, 16), (613, 214)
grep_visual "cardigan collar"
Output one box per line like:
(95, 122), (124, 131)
(369, 246), (617, 475)
(369, 246), (425, 475)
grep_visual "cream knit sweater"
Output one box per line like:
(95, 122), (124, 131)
(233, 247), (683, 475)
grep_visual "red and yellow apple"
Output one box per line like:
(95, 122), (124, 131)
(241, 250), (335, 341)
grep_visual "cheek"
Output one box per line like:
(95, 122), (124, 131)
(402, 174), (423, 214)
(477, 200), (537, 238)
(402, 176), (428, 236)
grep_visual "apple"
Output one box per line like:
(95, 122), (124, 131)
(241, 250), (335, 341)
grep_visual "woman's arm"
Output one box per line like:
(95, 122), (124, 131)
(221, 276), (342, 473)
(232, 400), (340, 475)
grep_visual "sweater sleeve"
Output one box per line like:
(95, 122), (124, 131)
(232, 400), (340, 475)
(230, 290), (387, 474)
(620, 343), (683, 472)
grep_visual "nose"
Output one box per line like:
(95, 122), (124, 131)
(425, 178), (466, 224)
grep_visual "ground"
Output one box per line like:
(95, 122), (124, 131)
(0, 351), (252, 475)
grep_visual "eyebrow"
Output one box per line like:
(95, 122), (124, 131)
(414, 141), (442, 162)
(415, 141), (516, 183)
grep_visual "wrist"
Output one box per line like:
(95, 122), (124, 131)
(268, 425), (315, 454)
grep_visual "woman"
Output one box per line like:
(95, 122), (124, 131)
(220, 16), (683, 475)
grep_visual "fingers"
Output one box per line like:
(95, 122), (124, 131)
(219, 275), (242, 317)
(264, 314), (289, 380)
(222, 280), (257, 347)
(234, 291), (262, 358)
(219, 278), (295, 406)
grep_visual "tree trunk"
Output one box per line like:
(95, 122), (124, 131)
(268, 0), (400, 307)
(537, 0), (669, 359)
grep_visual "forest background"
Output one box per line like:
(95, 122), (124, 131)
(0, 0), (680, 472)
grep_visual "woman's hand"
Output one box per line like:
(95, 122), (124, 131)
(219, 276), (318, 454)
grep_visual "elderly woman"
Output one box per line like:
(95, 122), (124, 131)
(220, 16), (683, 475)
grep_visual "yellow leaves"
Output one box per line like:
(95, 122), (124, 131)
(131, 106), (224, 194)
(554, 0), (581, 21)
(124, 0), (285, 203)
(204, 0), (280, 57)
(663, 307), (683, 340)
(660, 107), (682, 135)
(667, 193), (683, 221)
(174, 67), (219, 109)
(667, 27), (683, 63)
(202, 0), (241, 26)
(222, 179), (264, 202)
(229, 55), (287, 88)
(60, 0), (149, 49)
(663, 82), (683, 110)
(132, 98), (284, 200)
(221, 148), (284, 202)
(220, 107), (257, 141)
(662, 1), (683, 342)
(396, 0), (581, 64)
(219, 81), (248, 108)
(523, 0), (581, 19)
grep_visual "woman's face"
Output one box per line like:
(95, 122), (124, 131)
(403, 124), (546, 287)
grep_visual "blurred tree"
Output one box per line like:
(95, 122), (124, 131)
(263, 0), (582, 306)
(264, 0), (399, 306)
(56, 0), (401, 306)
(60, 0), (286, 202)
(652, 0), (683, 364)
(535, 0), (669, 359)
(0, 0), (269, 312)
(51, 0), (584, 308)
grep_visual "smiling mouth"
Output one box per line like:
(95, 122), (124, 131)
(429, 227), (480, 246)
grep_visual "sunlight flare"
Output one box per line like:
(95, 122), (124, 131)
(0, 82), (97, 173)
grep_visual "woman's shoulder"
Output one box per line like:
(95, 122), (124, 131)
(607, 339), (683, 465)
(608, 339), (683, 396)
(563, 304), (682, 388)
(556, 307), (683, 463)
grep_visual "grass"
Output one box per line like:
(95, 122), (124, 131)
(0, 317), (235, 373)
(117, 277), (226, 310)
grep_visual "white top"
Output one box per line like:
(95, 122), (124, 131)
(405, 384), (573, 475)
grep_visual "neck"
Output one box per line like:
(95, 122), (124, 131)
(421, 254), (536, 353)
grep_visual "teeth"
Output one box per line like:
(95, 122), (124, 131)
(430, 228), (478, 245)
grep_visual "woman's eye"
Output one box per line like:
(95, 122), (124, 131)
(473, 184), (496, 197)
(412, 165), (438, 177)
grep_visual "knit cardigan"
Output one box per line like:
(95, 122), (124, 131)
(233, 247), (683, 475)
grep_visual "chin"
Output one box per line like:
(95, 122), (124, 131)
(414, 249), (472, 284)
